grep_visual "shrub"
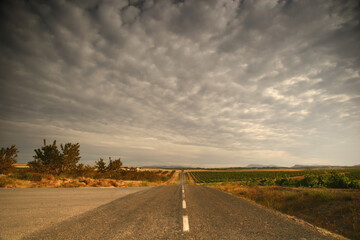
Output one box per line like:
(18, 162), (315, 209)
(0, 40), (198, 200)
(95, 158), (106, 173)
(0, 176), (15, 187)
(12, 171), (42, 181)
(28, 139), (80, 175)
(326, 173), (350, 188)
(301, 175), (319, 187)
(72, 164), (96, 178)
(0, 145), (18, 174)
(107, 158), (122, 172)
(317, 175), (328, 187)
(259, 178), (275, 186)
(349, 180), (360, 189)
(275, 177), (299, 187)
(17, 172), (35, 181)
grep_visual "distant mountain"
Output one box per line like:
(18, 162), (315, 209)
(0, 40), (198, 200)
(246, 164), (280, 168)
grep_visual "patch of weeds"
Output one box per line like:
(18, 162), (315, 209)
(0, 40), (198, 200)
(350, 203), (360, 239)
(141, 181), (149, 187)
(303, 190), (336, 202)
(284, 191), (297, 201)
(126, 182), (134, 187)
(19, 172), (35, 180)
(12, 172), (42, 181)
(343, 193), (353, 201)
(0, 176), (14, 187)
(41, 174), (55, 181)
(31, 173), (43, 181)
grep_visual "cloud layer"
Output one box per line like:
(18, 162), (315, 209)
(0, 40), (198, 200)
(1, 0), (359, 167)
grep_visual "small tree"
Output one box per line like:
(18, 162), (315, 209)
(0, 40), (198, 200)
(28, 139), (81, 175)
(95, 158), (106, 173)
(107, 157), (122, 172)
(60, 143), (81, 174)
(29, 140), (60, 174)
(0, 145), (18, 174)
(72, 163), (95, 178)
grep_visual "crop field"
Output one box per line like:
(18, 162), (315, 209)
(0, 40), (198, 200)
(188, 168), (360, 189)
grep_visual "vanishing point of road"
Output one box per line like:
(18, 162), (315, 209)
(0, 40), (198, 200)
(1, 171), (343, 240)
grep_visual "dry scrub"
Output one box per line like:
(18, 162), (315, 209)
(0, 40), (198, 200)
(207, 182), (360, 240)
(0, 171), (179, 188)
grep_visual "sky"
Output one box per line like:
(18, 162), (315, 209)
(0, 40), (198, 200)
(0, 0), (359, 168)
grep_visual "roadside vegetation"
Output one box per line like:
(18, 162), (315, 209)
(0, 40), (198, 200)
(0, 140), (178, 188)
(189, 170), (360, 189)
(187, 171), (360, 239)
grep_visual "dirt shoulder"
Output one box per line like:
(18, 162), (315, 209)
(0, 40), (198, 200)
(186, 172), (195, 184)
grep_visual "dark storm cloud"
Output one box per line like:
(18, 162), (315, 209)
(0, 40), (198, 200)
(0, 0), (359, 166)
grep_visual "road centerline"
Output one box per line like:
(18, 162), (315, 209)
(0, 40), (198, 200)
(183, 215), (190, 232)
(181, 171), (190, 233)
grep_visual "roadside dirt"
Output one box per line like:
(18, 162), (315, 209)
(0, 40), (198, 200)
(186, 172), (195, 184)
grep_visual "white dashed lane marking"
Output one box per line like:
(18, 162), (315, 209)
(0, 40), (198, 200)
(183, 215), (190, 232)
(182, 171), (189, 232)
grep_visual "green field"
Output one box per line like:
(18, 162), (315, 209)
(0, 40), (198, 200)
(189, 168), (360, 189)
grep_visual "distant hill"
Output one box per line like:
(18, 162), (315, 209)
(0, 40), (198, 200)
(246, 164), (280, 168)
(291, 164), (360, 169)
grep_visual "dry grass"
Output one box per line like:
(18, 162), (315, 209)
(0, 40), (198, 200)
(167, 171), (180, 185)
(186, 172), (195, 184)
(0, 171), (180, 188)
(207, 182), (360, 239)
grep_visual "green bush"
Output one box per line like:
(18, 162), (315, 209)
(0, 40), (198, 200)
(300, 175), (319, 187)
(259, 178), (275, 186)
(326, 173), (350, 188)
(349, 180), (360, 189)
(275, 177), (300, 187)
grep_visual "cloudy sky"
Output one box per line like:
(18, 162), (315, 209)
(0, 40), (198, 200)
(0, 0), (359, 167)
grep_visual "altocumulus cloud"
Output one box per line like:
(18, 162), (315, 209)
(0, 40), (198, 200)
(0, 0), (359, 167)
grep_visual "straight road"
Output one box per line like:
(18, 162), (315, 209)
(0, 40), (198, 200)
(2, 172), (343, 240)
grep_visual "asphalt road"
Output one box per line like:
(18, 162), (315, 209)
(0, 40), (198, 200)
(0, 187), (148, 240)
(2, 173), (343, 240)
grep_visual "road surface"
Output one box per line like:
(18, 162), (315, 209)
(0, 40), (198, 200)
(1, 172), (343, 240)
(0, 187), (148, 240)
